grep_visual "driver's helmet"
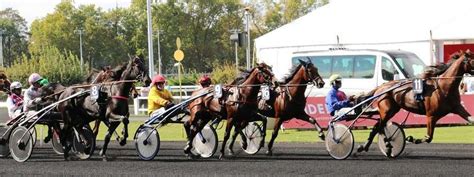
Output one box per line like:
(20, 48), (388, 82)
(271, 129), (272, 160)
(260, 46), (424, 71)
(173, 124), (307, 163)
(28, 73), (42, 85)
(199, 75), (211, 86)
(152, 75), (166, 85)
(10, 81), (22, 90)
(328, 74), (342, 85)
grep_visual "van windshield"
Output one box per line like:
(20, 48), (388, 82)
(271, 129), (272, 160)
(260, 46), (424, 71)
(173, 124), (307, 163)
(388, 52), (426, 78)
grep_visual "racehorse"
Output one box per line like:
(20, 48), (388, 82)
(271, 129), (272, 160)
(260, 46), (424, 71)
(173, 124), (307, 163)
(85, 64), (143, 139)
(184, 63), (274, 159)
(357, 51), (474, 156)
(57, 56), (150, 161)
(228, 59), (326, 156)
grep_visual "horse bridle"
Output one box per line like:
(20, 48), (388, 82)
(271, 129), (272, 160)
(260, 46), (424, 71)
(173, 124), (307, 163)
(303, 62), (323, 86)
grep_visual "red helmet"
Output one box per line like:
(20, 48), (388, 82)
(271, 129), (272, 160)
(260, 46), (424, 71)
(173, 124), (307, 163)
(199, 75), (211, 85)
(152, 75), (166, 85)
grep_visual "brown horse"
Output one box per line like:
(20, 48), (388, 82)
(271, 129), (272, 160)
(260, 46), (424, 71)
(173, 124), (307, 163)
(184, 63), (274, 159)
(357, 51), (474, 155)
(57, 56), (150, 161)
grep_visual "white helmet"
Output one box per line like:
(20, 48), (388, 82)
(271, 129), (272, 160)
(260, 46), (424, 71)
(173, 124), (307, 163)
(10, 81), (22, 90)
(28, 73), (42, 85)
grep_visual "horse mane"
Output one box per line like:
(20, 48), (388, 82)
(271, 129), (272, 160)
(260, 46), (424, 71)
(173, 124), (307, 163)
(281, 63), (303, 83)
(230, 69), (252, 85)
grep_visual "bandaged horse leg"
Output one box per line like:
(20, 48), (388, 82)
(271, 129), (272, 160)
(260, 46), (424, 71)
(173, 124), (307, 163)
(119, 117), (129, 146)
(219, 117), (235, 160)
(297, 113), (325, 141)
(357, 122), (380, 153)
(227, 122), (245, 156)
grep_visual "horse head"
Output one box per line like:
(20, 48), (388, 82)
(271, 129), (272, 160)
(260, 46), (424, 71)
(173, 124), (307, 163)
(299, 58), (325, 88)
(255, 62), (274, 85)
(126, 56), (151, 87)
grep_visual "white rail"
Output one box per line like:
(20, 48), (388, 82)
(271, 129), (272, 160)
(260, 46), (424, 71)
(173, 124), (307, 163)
(132, 85), (199, 115)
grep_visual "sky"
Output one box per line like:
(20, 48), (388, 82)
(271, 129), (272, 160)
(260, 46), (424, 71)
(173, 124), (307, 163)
(2, 0), (132, 27)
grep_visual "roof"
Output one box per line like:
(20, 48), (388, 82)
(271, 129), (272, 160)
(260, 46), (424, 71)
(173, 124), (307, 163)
(255, 0), (474, 50)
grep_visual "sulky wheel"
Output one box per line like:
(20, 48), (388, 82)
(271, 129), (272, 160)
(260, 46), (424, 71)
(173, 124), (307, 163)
(9, 126), (34, 162)
(134, 126), (160, 161)
(192, 125), (218, 158)
(29, 126), (37, 147)
(72, 126), (96, 160)
(51, 129), (63, 155)
(240, 122), (264, 155)
(325, 123), (354, 160)
(377, 121), (406, 158)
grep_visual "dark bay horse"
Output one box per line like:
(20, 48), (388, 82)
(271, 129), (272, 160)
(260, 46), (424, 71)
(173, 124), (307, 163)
(357, 52), (474, 155)
(57, 56), (150, 161)
(184, 63), (274, 159)
(85, 64), (145, 139)
(228, 59), (326, 156)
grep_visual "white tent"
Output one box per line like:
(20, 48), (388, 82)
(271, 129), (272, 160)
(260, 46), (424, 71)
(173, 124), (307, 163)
(255, 0), (474, 79)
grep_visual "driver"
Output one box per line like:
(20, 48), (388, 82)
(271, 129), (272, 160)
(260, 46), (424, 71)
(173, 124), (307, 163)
(6, 81), (24, 119)
(325, 74), (355, 117)
(198, 75), (212, 88)
(147, 74), (174, 116)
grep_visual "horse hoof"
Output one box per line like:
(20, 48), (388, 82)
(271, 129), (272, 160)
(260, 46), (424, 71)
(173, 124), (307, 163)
(356, 145), (365, 153)
(218, 154), (225, 160)
(259, 141), (264, 148)
(468, 116), (474, 123)
(318, 133), (326, 141)
(241, 142), (248, 150)
(406, 136), (414, 143)
(414, 139), (422, 144)
(266, 150), (273, 156)
(227, 150), (234, 156)
(102, 156), (108, 162)
(99, 149), (104, 157)
(183, 145), (192, 154)
(119, 139), (127, 146)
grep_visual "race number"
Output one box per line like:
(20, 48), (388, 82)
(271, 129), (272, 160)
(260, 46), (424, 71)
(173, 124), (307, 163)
(261, 85), (270, 101)
(214, 84), (222, 98)
(91, 86), (99, 100)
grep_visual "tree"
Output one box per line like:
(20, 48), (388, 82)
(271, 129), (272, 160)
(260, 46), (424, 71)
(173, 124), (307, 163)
(0, 8), (29, 67)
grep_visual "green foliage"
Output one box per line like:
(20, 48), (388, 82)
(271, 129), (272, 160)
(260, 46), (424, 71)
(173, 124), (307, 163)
(167, 70), (200, 86)
(210, 62), (237, 84)
(3, 46), (84, 86)
(0, 8), (29, 67)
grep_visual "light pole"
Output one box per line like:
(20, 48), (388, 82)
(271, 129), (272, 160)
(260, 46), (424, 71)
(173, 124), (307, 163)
(230, 29), (239, 72)
(146, 0), (155, 77)
(157, 29), (163, 74)
(74, 28), (84, 73)
(244, 7), (251, 70)
(0, 29), (4, 68)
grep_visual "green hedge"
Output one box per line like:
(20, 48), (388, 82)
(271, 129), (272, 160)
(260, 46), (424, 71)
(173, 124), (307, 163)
(3, 46), (85, 86)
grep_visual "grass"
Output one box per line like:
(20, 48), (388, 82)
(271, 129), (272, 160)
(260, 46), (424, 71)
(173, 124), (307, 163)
(32, 122), (474, 144)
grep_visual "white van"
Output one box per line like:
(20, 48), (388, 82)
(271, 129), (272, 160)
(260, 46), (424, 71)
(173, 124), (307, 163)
(290, 49), (426, 96)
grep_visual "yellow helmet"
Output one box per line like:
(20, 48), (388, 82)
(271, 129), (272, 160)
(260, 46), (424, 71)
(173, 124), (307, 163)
(328, 74), (342, 85)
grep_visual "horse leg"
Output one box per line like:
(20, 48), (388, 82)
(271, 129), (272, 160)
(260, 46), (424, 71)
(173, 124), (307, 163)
(227, 122), (244, 156)
(296, 113), (325, 141)
(92, 119), (101, 138)
(219, 117), (234, 160)
(119, 117), (129, 146)
(409, 116), (437, 144)
(452, 105), (474, 123)
(100, 121), (120, 161)
(266, 118), (284, 156)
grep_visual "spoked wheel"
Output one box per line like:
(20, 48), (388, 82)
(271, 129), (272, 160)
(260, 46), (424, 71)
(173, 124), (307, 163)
(9, 126), (34, 162)
(377, 122), (406, 158)
(29, 126), (37, 146)
(0, 126), (10, 157)
(51, 129), (63, 155)
(72, 126), (96, 160)
(240, 122), (264, 155)
(134, 126), (160, 161)
(325, 123), (354, 160)
(192, 125), (218, 158)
